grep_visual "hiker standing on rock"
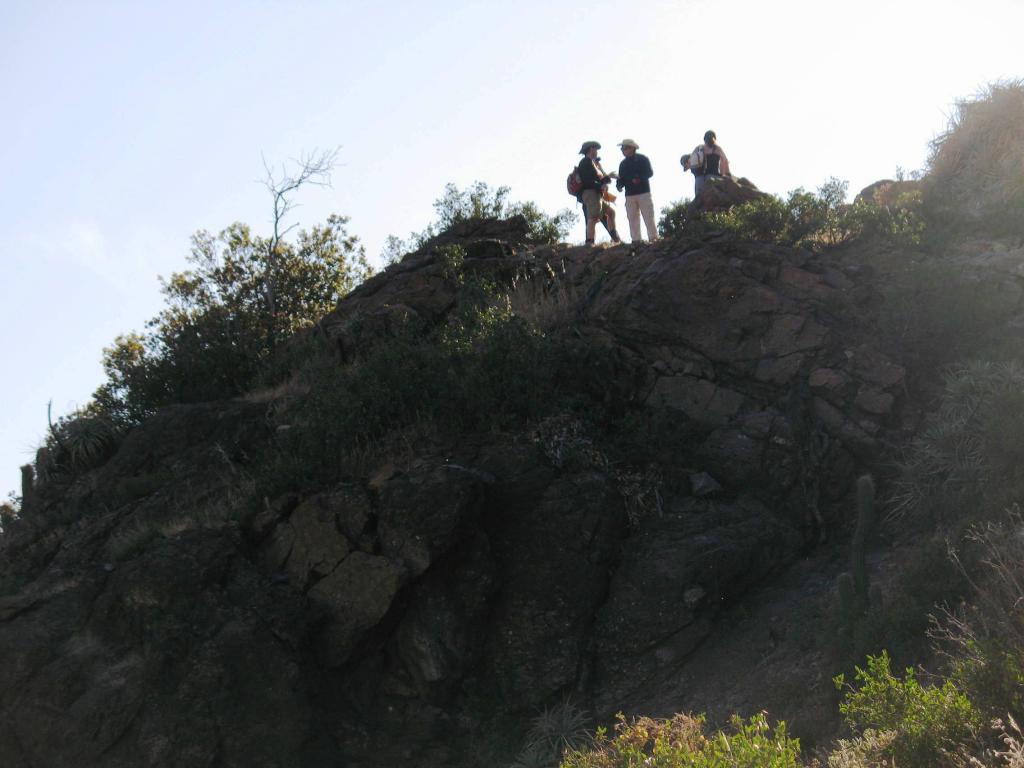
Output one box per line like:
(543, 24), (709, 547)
(577, 141), (621, 245)
(616, 139), (658, 243)
(690, 130), (731, 199)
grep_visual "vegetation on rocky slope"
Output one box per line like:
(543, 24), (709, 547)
(2, 82), (1024, 768)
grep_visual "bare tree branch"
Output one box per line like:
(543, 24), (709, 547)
(258, 146), (340, 351)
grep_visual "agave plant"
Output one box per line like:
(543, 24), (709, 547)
(511, 699), (592, 768)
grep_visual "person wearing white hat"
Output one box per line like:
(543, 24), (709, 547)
(616, 139), (657, 243)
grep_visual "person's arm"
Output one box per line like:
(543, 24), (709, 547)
(719, 149), (730, 176)
(596, 159), (617, 184)
(616, 159), (626, 190)
(643, 155), (653, 179)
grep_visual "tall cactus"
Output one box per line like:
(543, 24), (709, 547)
(851, 474), (876, 614)
(836, 474), (879, 641)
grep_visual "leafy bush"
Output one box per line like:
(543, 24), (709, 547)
(660, 178), (924, 249)
(91, 215), (371, 426)
(657, 198), (698, 238)
(927, 79), (1024, 231)
(834, 651), (982, 767)
(845, 196), (925, 247)
(383, 181), (577, 262)
(706, 193), (793, 244)
(559, 712), (801, 768)
(266, 292), (619, 490)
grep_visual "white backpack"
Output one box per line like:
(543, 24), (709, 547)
(690, 145), (706, 175)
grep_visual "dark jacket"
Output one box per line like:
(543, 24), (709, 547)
(577, 156), (611, 192)
(617, 153), (653, 196)
(705, 150), (721, 176)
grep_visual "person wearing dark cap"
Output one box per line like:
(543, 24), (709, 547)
(577, 141), (620, 245)
(616, 139), (657, 243)
(692, 130), (731, 199)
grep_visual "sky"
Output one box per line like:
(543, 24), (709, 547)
(2, 0), (1023, 500)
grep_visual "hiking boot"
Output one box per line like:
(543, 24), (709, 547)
(584, 239), (595, 245)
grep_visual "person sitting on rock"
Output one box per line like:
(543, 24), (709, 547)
(577, 141), (621, 245)
(693, 130), (731, 199)
(616, 139), (658, 243)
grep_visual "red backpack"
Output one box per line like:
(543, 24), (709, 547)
(566, 167), (584, 196)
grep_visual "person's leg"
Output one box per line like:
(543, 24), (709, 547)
(638, 193), (657, 241)
(694, 174), (704, 200)
(625, 195), (642, 242)
(604, 204), (620, 242)
(582, 190), (600, 243)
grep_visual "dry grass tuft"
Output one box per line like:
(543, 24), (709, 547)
(927, 79), (1024, 225)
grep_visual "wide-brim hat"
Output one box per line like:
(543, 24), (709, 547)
(579, 140), (601, 154)
(618, 139), (639, 149)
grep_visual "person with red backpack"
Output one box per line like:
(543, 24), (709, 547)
(575, 141), (621, 245)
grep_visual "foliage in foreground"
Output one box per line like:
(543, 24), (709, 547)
(939, 511), (1024, 727)
(835, 651), (982, 767)
(558, 712), (800, 768)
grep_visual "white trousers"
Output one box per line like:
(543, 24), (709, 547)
(624, 192), (657, 242)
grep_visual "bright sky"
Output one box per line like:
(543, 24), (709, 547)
(2, 0), (1023, 500)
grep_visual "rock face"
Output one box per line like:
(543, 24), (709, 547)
(0, 222), (908, 767)
(693, 175), (767, 212)
(855, 178), (922, 206)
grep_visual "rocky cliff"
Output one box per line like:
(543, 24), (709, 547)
(0, 218), (912, 767)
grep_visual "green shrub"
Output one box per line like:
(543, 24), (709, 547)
(559, 712), (800, 768)
(383, 181), (577, 260)
(706, 194), (791, 244)
(432, 181), (577, 243)
(684, 177), (923, 249)
(657, 198), (701, 238)
(265, 296), (619, 490)
(845, 196), (925, 247)
(91, 215), (371, 426)
(835, 651), (982, 767)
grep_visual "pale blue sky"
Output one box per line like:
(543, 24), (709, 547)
(2, 0), (1023, 499)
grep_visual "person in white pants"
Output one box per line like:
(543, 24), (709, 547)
(616, 139), (658, 243)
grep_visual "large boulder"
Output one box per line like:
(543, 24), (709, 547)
(693, 175), (767, 213)
(855, 178), (922, 206)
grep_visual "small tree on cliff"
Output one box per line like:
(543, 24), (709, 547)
(92, 160), (371, 426)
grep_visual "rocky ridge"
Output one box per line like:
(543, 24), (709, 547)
(0, 218), (910, 767)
